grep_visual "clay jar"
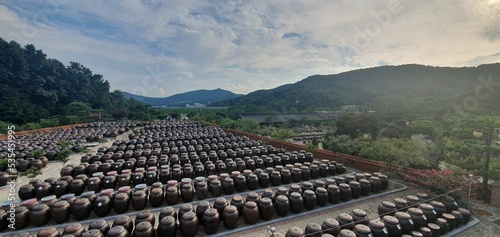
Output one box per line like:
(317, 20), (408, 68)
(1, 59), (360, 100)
(181, 184), (194, 203)
(339, 183), (352, 201)
(247, 174), (259, 190)
(89, 219), (111, 235)
(166, 186), (179, 205)
(159, 206), (177, 222)
(213, 198), (229, 216)
(93, 196), (112, 217)
(63, 223), (85, 237)
(132, 221), (154, 237)
(337, 213), (355, 230)
(259, 197), (274, 220)
(209, 180), (222, 197)
(82, 229), (104, 237)
(72, 197), (92, 220)
(327, 185), (341, 204)
(382, 216), (403, 237)
(178, 204), (195, 221)
(113, 193), (130, 214)
(50, 200), (71, 224)
(303, 190), (317, 210)
(222, 178), (235, 195)
(158, 216), (177, 237)
(289, 192), (304, 214)
(113, 216), (134, 234)
(132, 190), (147, 210)
(351, 209), (369, 225)
(315, 187), (328, 206)
(37, 227), (61, 237)
(196, 201), (211, 221)
(86, 177), (102, 192)
(222, 205), (239, 229)
(30, 203), (50, 226)
(286, 226), (304, 237)
(195, 181), (209, 200)
(394, 211), (414, 234)
(305, 222), (322, 237)
(378, 201), (397, 217)
(230, 195), (245, 215)
(322, 218), (341, 236)
(149, 188), (163, 207)
(419, 203), (438, 223)
(242, 201), (259, 224)
(18, 184), (35, 200)
(203, 208), (221, 234)
(107, 226), (130, 237)
(235, 175), (247, 192)
(407, 208), (428, 230)
(180, 212), (198, 237)
(275, 195), (290, 217)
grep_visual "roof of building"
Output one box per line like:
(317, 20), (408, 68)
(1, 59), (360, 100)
(239, 112), (327, 123)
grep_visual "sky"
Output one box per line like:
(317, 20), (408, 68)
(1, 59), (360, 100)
(1, 0), (499, 97)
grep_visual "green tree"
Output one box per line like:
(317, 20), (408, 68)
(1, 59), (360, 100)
(271, 128), (296, 148)
(335, 114), (379, 138)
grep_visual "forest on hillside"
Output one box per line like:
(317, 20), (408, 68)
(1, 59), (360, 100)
(0, 38), (160, 130)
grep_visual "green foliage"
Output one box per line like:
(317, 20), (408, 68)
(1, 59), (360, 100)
(21, 166), (43, 179)
(335, 114), (379, 138)
(271, 128), (296, 148)
(57, 140), (71, 149)
(32, 150), (45, 159)
(0, 38), (159, 127)
(56, 149), (72, 164)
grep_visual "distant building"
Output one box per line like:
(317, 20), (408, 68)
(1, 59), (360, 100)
(340, 105), (367, 114)
(239, 112), (328, 125)
(186, 103), (206, 108)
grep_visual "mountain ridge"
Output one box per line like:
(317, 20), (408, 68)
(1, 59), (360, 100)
(121, 88), (243, 107)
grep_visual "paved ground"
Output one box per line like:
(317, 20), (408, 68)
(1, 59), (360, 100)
(225, 185), (500, 237)
(2, 129), (500, 236)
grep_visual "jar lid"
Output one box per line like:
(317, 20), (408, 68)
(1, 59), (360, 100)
(394, 198), (408, 205)
(338, 229), (356, 237)
(351, 209), (367, 217)
(395, 211), (411, 219)
(182, 211), (196, 220)
(354, 224), (371, 234)
(245, 201), (257, 208)
(369, 219), (385, 229)
(135, 221), (152, 232)
(419, 203), (434, 211)
(382, 201), (396, 208)
(204, 208), (218, 217)
(407, 207), (424, 216)
(323, 218), (339, 228)
(338, 213), (353, 222)
(160, 216), (176, 225)
(286, 226), (303, 236)
(382, 215), (399, 225)
(31, 203), (49, 211)
(180, 203), (193, 211)
(107, 226), (127, 237)
(260, 198), (272, 204)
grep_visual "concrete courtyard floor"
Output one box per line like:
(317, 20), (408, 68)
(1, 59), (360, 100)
(1, 130), (499, 236)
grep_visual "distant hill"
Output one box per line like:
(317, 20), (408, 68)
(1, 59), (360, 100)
(121, 88), (242, 107)
(216, 64), (500, 116)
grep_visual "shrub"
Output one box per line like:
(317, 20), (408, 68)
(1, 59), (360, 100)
(405, 168), (479, 202)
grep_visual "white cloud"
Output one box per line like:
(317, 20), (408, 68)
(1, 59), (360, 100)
(1, 0), (499, 97)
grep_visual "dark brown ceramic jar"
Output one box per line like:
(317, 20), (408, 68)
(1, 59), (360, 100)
(394, 198), (409, 212)
(149, 188), (163, 207)
(158, 216), (177, 237)
(351, 209), (369, 225)
(203, 208), (220, 234)
(132, 190), (147, 211)
(72, 197), (92, 220)
(35, 182), (53, 199)
(289, 192), (304, 214)
(178, 203), (195, 221)
(93, 196), (112, 217)
(382, 215), (402, 237)
(166, 186), (179, 205)
(159, 206), (177, 222)
(50, 200), (71, 224)
(378, 201), (397, 217)
(132, 221), (154, 237)
(107, 226), (130, 237)
(407, 207), (428, 230)
(259, 197), (274, 220)
(305, 222), (322, 237)
(37, 227), (61, 237)
(30, 203), (50, 226)
(336, 213), (355, 230)
(180, 211), (198, 237)
(394, 211), (414, 234)
(275, 195), (290, 217)
(89, 219), (111, 235)
(242, 201), (259, 224)
(419, 203), (437, 223)
(112, 193), (130, 214)
(303, 190), (317, 210)
(222, 205), (239, 229)
(230, 195), (245, 215)
(69, 179), (86, 196)
(82, 229), (104, 237)
(14, 206), (30, 229)
(117, 174), (131, 187)
(322, 218), (341, 236)
(286, 226), (304, 237)
(135, 210), (156, 226)
(62, 223), (85, 237)
(113, 215), (134, 234)
(181, 184), (194, 202)
(19, 184), (35, 200)
(87, 177), (102, 192)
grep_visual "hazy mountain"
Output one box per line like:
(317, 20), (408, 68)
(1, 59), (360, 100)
(121, 88), (243, 107)
(215, 63), (500, 114)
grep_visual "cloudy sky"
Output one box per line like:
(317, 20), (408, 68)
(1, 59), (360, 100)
(1, 0), (499, 97)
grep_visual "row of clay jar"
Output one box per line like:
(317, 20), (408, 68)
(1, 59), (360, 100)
(3, 171), (389, 231)
(19, 158), (347, 201)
